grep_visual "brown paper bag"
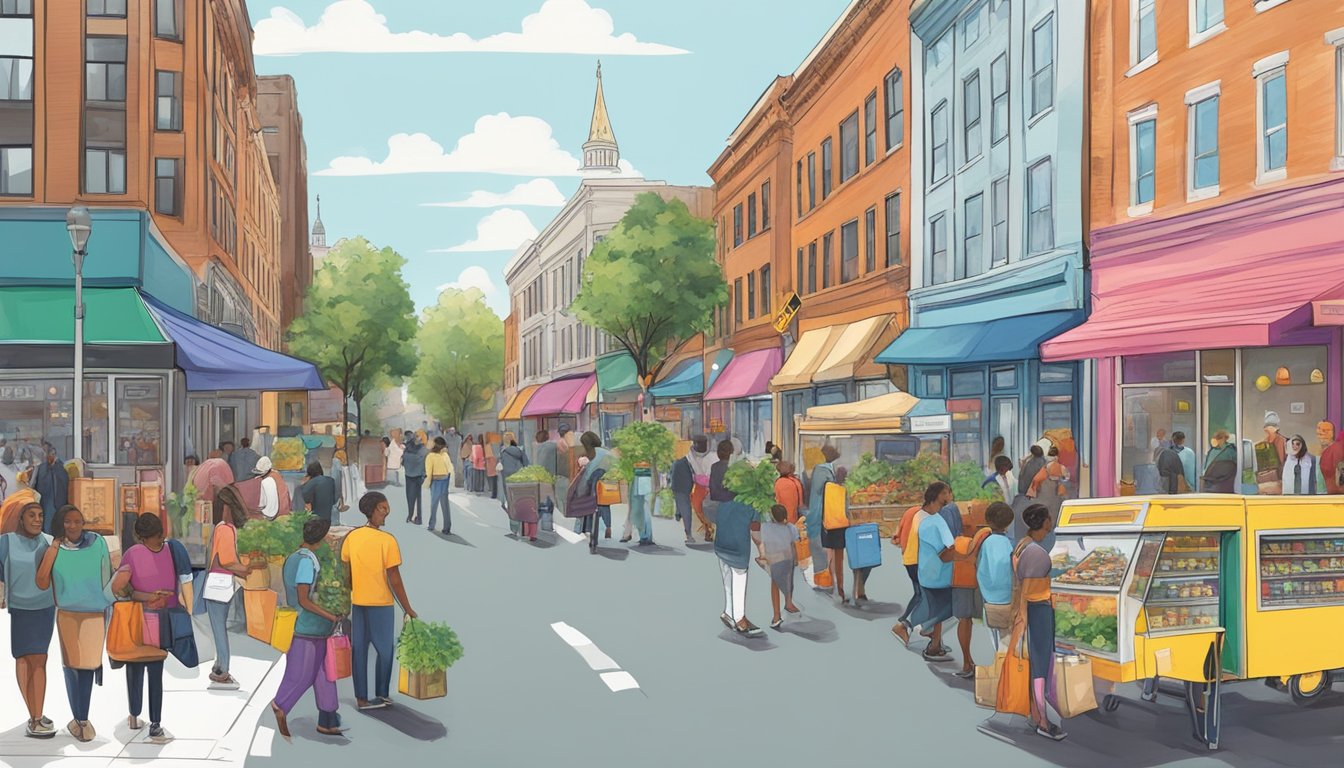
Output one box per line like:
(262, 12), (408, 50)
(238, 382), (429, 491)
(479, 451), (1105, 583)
(1052, 654), (1099, 718)
(974, 651), (1006, 708)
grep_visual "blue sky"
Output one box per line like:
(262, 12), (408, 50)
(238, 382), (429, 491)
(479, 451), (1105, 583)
(246, 0), (852, 317)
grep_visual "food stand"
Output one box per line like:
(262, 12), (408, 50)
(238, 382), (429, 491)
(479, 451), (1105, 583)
(1050, 494), (1344, 749)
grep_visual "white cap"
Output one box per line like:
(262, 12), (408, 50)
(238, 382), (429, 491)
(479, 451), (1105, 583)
(253, 456), (273, 475)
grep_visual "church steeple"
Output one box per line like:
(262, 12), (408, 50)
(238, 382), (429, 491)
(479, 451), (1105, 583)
(311, 194), (326, 248)
(582, 61), (620, 173)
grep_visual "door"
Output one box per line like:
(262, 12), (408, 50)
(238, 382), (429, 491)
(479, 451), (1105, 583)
(1219, 531), (1243, 677)
(189, 400), (213, 461)
(216, 400), (246, 448)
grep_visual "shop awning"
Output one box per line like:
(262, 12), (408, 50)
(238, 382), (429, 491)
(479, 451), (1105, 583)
(498, 384), (541, 420)
(706, 349), (734, 391)
(799, 392), (947, 433)
(596, 351), (639, 394)
(142, 295), (325, 392)
(0, 286), (166, 344)
(771, 326), (844, 391)
(877, 310), (1084, 366)
(815, 314), (898, 383)
(649, 357), (703, 399)
(704, 348), (782, 401)
(521, 373), (596, 417)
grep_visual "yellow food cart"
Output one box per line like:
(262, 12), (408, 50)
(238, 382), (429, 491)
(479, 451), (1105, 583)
(1050, 494), (1344, 749)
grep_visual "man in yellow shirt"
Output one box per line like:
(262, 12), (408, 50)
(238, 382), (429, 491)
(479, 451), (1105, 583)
(341, 492), (418, 710)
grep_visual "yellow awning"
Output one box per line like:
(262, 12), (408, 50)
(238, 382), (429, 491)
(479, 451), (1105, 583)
(798, 392), (921, 433)
(814, 314), (897, 383)
(771, 325), (846, 391)
(585, 381), (598, 405)
(498, 385), (542, 421)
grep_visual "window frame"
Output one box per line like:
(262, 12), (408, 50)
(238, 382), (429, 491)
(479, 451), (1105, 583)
(991, 176), (1008, 268)
(1189, 0), (1226, 47)
(864, 206), (877, 273)
(1127, 104), (1158, 215)
(1031, 14), (1055, 118)
(760, 265), (771, 316)
(931, 100), (949, 184)
(963, 71), (983, 164)
(733, 203), (743, 247)
(840, 218), (859, 284)
(807, 152), (817, 211)
(821, 137), (834, 199)
(155, 70), (182, 131)
(884, 67), (904, 151)
(1027, 157), (1055, 255)
(1185, 82), (1221, 200)
(84, 147), (126, 195)
(154, 0), (183, 41)
(747, 192), (758, 238)
(822, 231), (834, 289)
(928, 213), (948, 286)
(885, 191), (901, 268)
(1129, 0), (1157, 71)
(840, 110), (860, 182)
(864, 91), (878, 167)
(85, 36), (128, 103)
(807, 242), (817, 294)
(734, 277), (743, 326)
(760, 180), (771, 231)
(990, 54), (1008, 145)
(962, 193), (984, 279)
(796, 160), (803, 217)
(1254, 53), (1289, 184)
(796, 247), (804, 295)
(154, 157), (181, 217)
(0, 145), (31, 195)
(86, 0), (125, 17)
(747, 271), (757, 321)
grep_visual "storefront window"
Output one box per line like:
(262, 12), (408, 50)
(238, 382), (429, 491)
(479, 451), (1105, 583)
(114, 379), (163, 466)
(1122, 352), (1196, 384)
(992, 397), (1019, 462)
(82, 379), (110, 465)
(950, 369), (985, 397)
(1200, 349), (1235, 382)
(1120, 386), (1196, 494)
(0, 378), (111, 465)
(857, 379), (896, 400)
(920, 370), (944, 397)
(1039, 363), (1074, 383)
(991, 367), (1017, 391)
(1240, 346), (1328, 496)
(952, 404), (983, 467)
(732, 399), (773, 457)
(815, 384), (848, 407)
(781, 390), (813, 462)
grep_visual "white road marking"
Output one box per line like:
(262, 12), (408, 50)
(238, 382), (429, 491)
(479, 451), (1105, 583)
(574, 644), (620, 671)
(551, 622), (591, 646)
(600, 671), (640, 692)
(250, 726), (275, 757)
(551, 622), (640, 691)
(554, 526), (586, 544)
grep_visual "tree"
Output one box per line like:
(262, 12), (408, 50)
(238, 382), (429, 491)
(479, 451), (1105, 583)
(408, 287), (504, 431)
(570, 193), (726, 416)
(608, 421), (677, 487)
(287, 237), (418, 437)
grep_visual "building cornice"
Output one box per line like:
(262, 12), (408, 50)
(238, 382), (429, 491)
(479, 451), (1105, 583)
(783, 0), (885, 116)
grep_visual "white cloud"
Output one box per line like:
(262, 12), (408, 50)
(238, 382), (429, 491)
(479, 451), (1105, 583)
(436, 266), (499, 295)
(422, 179), (567, 209)
(254, 0), (689, 57)
(431, 209), (538, 253)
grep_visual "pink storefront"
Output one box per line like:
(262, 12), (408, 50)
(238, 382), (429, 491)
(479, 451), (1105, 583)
(1044, 179), (1344, 497)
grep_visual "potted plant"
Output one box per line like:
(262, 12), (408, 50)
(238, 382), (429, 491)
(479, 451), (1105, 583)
(396, 618), (465, 700)
(723, 459), (780, 521)
(502, 464), (555, 525)
(235, 519), (272, 591)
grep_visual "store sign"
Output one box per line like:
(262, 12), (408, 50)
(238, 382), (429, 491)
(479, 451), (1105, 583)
(773, 292), (803, 334)
(909, 414), (952, 433)
(655, 406), (682, 422)
(1313, 300), (1344, 326)
(0, 385), (37, 400)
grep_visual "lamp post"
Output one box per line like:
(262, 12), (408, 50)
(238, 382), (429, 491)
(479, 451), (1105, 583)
(66, 206), (92, 462)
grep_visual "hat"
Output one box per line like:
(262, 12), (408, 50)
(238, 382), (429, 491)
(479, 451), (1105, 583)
(1264, 411), (1281, 428)
(557, 424), (571, 436)
(253, 456), (273, 475)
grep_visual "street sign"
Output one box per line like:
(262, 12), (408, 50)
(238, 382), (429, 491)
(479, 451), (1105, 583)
(773, 292), (803, 334)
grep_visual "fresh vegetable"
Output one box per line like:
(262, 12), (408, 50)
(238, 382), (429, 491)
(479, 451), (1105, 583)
(507, 465), (555, 484)
(313, 542), (350, 617)
(842, 451), (948, 507)
(723, 459), (780, 520)
(949, 461), (1000, 503)
(1054, 597), (1119, 653)
(234, 510), (316, 558)
(397, 618), (465, 673)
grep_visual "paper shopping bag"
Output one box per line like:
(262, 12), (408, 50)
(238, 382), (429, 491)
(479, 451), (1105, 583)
(1050, 654), (1099, 718)
(974, 652), (1006, 708)
(325, 626), (352, 681)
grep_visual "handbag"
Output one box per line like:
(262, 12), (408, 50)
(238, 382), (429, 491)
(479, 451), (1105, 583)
(106, 601), (168, 664)
(1049, 654), (1098, 718)
(203, 571), (238, 603)
(995, 625), (1032, 716)
(596, 481), (621, 506)
(984, 601), (1013, 630)
(271, 607), (298, 653)
(952, 529), (992, 589)
(794, 530), (811, 564)
(325, 625), (352, 681)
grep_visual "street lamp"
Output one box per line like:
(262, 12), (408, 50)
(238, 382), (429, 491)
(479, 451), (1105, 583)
(66, 206), (92, 462)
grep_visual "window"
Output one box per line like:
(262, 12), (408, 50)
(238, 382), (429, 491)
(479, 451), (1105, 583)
(85, 148), (126, 194)
(951, 370), (986, 397)
(0, 147), (30, 194)
(155, 0), (182, 40)
(991, 176), (1008, 267)
(1257, 60), (1288, 180)
(1129, 107), (1157, 208)
(993, 367), (1018, 390)
(964, 72), (982, 162)
(1131, 0), (1156, 68)
(747, 272), (757, 320)
(864, 207), (876, 273)
(87, 0), (125, 16)
(921, 370), (945, 398)
(115, 380), (163, 466)
(840, 111), (859, 182)
(1031, 15), (1054, 117)
(760, 181), (771, 230)
(884, 192), (901, 267)
(962, 2), (984, 49)
(821, 138), (833, 198)
(760, 265), (771, 316)
(155, 71), (181, 131)
(0, 17), (32, 101)
(734, 278), (743, 325)
(929, 214), (948, 285)
(864, 92), (878, 166)
(807, 152), (816, 210)
(1028, 158), (1054, 253)
(807, 242), (817, 293)
(747, 193), (757, 238)
(822, 232), (834, 289)
(841, 220), (859, 284)
(931, 101), (949, 182)
(1188, 91), (1220, 195)
(733, 203), (743, 247)
(884, 67), (904, 150)
(154, 158), (180, 216)
(1192, 0), (1224, 38)
(963, 194), (984, 278)
(85, 37), (127, 102)
(991, 54), (1008, 144)
(796, 248), (804, 294)
(796, 161), (803, 216)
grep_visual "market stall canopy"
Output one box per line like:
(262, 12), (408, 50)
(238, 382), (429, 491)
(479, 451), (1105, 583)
(877, 310), (1084, 366)
(0, 286), (165, 343)
(798, 392), (947, 433)
(649, 357), (704, 399)
(706, 349), (734, 391)
(142, 294), (325, 392)
(771, 325), (845, 391)
(498, 384), (542, 421)
(521, 373), (597, 417)
(596, 351), (639, 394)
(704, 348), (783, 401)
(814, 314), (900, 383)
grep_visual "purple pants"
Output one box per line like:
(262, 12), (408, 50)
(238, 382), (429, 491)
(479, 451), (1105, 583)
(273, 635), (338, 718)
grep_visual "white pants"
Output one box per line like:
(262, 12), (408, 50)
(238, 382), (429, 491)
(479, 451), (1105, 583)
(719, 559), (748, 622)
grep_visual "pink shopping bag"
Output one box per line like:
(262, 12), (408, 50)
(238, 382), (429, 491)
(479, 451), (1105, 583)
(142, 610), (161, 648)
(325, 627), (352, 682)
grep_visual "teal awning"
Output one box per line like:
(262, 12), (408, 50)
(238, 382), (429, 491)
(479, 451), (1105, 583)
(0, 286), (165, 344)
(649, 357), (703, 399)
(875, 310), (1085, 366)
(705, 349), (734, 391)
(596, 351), (639, 394)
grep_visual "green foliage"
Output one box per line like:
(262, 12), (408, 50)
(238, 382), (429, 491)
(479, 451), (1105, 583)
(609, 421), (676, 482)
(313, 542), (350, 617)
(844, 454), (903, 493)
(723, 460), (779, 519)
(234, 511), (315, 558)
(892, 452), (949, 499)
(654, 488), (675, 518)
(397, 618), (465, 673)
(950, 461), (1000, 502)
(1055, 605), (1119, 653)
(409, 287), (505, 428)
(287, 237), (419, 431)
(570, 193), (726, 389)
(164, 484), (199, 537)
(235, 518), (268, 556)
(507, 465), (555, 484)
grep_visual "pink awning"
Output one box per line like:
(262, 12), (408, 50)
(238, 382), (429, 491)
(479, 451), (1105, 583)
(521, 374), (596, 417)
(704, 348), (782, 401)
(1044, 180), (1344, 361)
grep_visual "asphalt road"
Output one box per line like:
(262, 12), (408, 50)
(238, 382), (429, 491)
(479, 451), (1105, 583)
(244, 485), (1344, 768)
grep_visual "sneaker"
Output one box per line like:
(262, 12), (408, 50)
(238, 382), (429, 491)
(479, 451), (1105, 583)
(208, 672), (240, 690)
(922, 645), (953, 662)
(25, 718), (55, 739)
(1035, 723), (1067, 741)
(148, 723), (171, 743)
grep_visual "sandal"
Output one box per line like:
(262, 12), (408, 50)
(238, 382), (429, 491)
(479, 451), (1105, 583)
(785, 604), (801, 614)
(770, 618), (783, 630)
(719, 613), (734, 629)
(737, 621), (765, 638)
(271, 701), (291, 739)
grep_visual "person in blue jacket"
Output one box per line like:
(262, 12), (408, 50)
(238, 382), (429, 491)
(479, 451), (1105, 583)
(710, 440), (764, 638)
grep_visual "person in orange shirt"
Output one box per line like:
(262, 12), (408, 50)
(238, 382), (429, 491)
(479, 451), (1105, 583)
(773, 461), (806, 524)
(891, 502), (925, 639)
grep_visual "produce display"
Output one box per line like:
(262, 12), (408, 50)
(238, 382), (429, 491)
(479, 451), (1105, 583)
(506, 465), (555, 484)
(1055, 546), (1130, 588)
(314, 542), (350, 617)
(235, 511), (316, 558)
(1156, 555), (1218, 574)
(843, 452), (945, 507)
(271, 437), (308, 472)
(1142, 533), (1222, 632)
(1053, 593), (1119, 654)
(1260, 535), (1344, 608)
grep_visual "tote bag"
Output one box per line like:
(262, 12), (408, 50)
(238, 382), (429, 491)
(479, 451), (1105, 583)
(106, 601), (168, 664)
(325, 625), (352, 682)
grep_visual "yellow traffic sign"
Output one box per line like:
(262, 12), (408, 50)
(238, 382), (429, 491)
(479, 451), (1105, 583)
(773, 292), (802, 334)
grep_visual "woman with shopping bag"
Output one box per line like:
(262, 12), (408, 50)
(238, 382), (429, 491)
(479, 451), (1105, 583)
(0, 502), (57, 739)
(199, 486), (263, 691)
(35, 504), (114, 743)
(270, 517), (348, 739)
(996, 504), (1066, 741)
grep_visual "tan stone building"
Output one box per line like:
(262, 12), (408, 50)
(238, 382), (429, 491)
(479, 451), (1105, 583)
(257, 74), (310, 339)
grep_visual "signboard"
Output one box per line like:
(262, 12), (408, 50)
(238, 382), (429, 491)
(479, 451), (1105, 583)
(1313, 300), (1344, 326)
(773, 292), (803, 334)
(654, 406), (682, 422)
(0, 385), (38, 400)
(909, 415), (952, 433)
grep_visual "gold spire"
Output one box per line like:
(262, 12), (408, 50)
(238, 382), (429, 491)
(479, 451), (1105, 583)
(588, 60), (615, 144)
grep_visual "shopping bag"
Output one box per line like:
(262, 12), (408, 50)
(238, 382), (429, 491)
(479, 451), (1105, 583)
(142, 610), (162, 649)
(596, 481), (621, 506)
(104, 603), (167, 664)
(795, 533), (811, 564)
(325, 626), (352, 682)
(203, 571), (238, 603)
(270, 607), (298, 653)
(822, 482), (849, 530)
(995, 633), (1031, 716)
(974, 652), (1007, 708)
(1049, 654), (1098, 718)
(244, 589), (278, 643)
(984, 602), (1013, 630)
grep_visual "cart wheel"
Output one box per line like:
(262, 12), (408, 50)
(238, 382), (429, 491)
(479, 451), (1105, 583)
(1103, 694), (1121, 713)
(1289, 672), (1332, 706)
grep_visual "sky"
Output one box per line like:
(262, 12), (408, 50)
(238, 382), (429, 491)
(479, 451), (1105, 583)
(246, 0), (853, 317)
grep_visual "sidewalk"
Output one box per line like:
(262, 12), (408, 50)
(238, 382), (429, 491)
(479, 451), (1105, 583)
(0, 611), (286, 768)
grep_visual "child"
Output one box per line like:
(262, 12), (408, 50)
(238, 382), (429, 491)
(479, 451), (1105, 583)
(757, 504), (801, 630)
(976, 501), (1016, 651)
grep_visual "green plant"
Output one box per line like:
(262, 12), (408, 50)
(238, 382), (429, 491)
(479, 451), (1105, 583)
(950, 461), (1000, 502)
(313, 542), (350, 617)
(891, 452), (949, 501)
(164, 484), (200, 537)
(609, 421), (676, 483)
(270, 511), (315, 557)
(397, 618), (465, 673)
(654, 488), (675, 518)
(723, 460), (779, 520)
(507, 465), (555, 484)
(235, 518), (270, 556)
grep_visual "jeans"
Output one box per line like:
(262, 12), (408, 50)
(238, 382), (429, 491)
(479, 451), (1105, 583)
(274, 635), (338, 719)
(387, 467), (402, 486)
(898, 564), (922, 625)
(405, 475), (425, 521)
(719, 559), (748, 621)
(126, 660), (164, 724)
(351, 605), (395, 701)
(206, 593), (234, 674)
(631, 494), (652, 541)
(428, 478), (451, 532)
(580, 506), (612, 536)
(675, 492), (693, 538)
(553, 476), (570, 517)
(63, 668), (95, 721)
